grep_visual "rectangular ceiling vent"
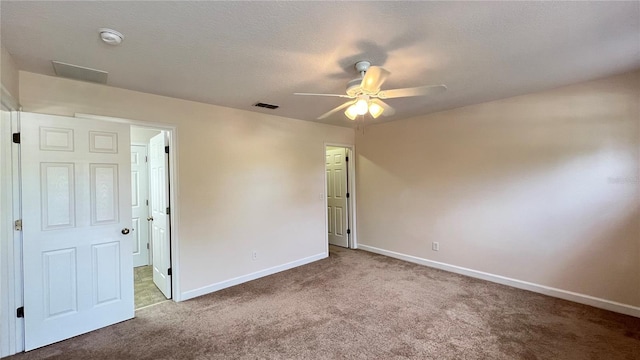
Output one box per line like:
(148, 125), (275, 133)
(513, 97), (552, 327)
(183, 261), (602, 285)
(52, 61), (108, 84)
(254, 102), (279, 110)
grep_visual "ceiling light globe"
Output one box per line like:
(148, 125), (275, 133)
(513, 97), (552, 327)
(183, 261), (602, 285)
(355, 99), (368, 115)
(345, 105), (358, 120)
(368, 102), (384, 118)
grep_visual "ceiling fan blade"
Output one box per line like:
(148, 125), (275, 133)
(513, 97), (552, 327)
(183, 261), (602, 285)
(317, 100), (355, 120)
(360, 66), (390, 94)
(377, 84), (447, 99)
(294, 92), (353, 99)
(371, 98), (395, 117)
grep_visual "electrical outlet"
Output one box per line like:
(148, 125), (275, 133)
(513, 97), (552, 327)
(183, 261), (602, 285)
(252, 251), (258, 261)
(432, 242), (439, 251)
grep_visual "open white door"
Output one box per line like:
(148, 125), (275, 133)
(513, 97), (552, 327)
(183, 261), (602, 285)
(326, 147), (349, 248)
(149, 132), (171, 299)
(21, 112), (134, 351)
(131, 145), (150, 267)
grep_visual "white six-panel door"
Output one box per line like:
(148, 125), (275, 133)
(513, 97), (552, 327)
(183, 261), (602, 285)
(21, 112), (134, 351)
(326, 147), (349, 248)
(149, 132), (171, 299)
(131, 145), (150, 267)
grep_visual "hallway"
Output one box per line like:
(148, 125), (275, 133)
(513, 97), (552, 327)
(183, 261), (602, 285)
(134, 266), (167, 309)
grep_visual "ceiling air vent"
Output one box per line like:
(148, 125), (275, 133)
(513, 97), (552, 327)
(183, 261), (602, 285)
(52, 61), (108, 84)
(254, 102), (279, 110)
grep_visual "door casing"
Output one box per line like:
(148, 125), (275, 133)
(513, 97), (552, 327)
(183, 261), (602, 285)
(0, 92), (22, 357)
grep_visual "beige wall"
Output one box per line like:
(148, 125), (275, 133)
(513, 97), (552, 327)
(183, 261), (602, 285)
(19, 71), (354, 298)
(1, 46), (19, 103)
(356, 71), (640, 307)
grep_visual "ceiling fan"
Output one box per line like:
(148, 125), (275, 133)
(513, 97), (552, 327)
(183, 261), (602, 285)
(295, 61), (447, 120)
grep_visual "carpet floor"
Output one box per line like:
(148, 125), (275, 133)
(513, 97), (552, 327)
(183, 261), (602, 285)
(7, 246), (640, 359)
(135, 265), (169, 309)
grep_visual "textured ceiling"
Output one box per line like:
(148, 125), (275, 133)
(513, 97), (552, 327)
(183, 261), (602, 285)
(1, 1), (639, 127)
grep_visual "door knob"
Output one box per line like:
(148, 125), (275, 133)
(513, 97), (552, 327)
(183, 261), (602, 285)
(121, 228), (131, 235)
(147, 216), (154, 221)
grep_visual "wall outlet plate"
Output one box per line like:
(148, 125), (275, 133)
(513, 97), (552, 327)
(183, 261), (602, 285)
(432, 242), (439, 251)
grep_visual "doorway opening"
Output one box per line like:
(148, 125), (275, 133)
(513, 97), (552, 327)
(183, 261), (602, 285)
(4, 112), (180, 352)
(325, 144), (356, 250)
(130, 126), (172, 309)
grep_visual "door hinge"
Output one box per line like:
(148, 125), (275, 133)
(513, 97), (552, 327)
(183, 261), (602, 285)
(12, 133), (20, 144)
(346, 156), (349, 162)
(146, 199), (149, 206)
(346, 192), (350, 198)
(167, 268), (172, 276)
(166, 207), (170, 215)
(165, 145), (169, 154)
(14, 219), (22, 231)
(347, 229), (351, 235)
(16, 307), (24, 318)
(145, 156), (148, 163)
(146, 243), (149, 250)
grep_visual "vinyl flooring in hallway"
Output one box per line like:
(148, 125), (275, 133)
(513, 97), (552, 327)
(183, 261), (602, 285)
(134, 265), (168, 309)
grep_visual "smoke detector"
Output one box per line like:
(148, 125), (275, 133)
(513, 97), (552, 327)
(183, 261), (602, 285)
(99, 28), (124, 45)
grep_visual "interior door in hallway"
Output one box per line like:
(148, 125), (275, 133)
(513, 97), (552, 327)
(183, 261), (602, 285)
(149, 132), (171, 299)
(21, 112), (134, 351)
(131, 145), (150, 267)
(326, 147), (349, 248)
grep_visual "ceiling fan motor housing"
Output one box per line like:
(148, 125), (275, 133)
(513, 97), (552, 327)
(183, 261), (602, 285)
(355, 61), (371, 73)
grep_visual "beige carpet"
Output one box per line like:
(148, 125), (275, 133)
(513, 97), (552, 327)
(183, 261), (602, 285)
(7, 246), (640, 359)
(135, 265), (169, 309)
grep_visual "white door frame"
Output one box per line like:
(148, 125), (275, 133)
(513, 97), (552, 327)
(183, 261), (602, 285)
(0, 111), (181, 356)
(1, 88), (24, 357)
(324, 143), (357, 255)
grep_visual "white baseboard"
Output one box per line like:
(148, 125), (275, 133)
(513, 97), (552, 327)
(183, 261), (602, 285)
(358, 244), (640, 318)
(180, 252), (327, 301)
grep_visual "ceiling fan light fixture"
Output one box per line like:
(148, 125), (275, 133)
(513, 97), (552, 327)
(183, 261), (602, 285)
(368, 102), (384, 118)
(294, 60), (447, 121)
(354, 98), (369, 115)
(345, 105), (358, 120)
